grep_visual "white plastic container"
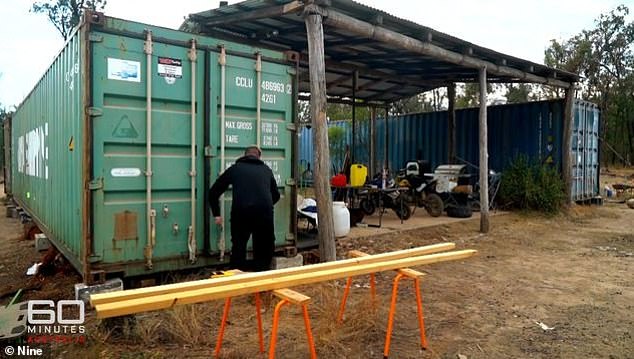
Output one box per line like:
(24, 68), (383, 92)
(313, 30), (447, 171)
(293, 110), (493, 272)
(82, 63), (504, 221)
(333, 202), (351, 237)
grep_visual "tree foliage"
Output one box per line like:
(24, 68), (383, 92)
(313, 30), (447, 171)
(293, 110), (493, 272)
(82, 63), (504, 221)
(544, 5), (634, 165)
(389, 89), (447, 115)
(455, 83), (495, 108)
(505, 84), (533, 104)
(32, 0), (107, 40)
(328, 126), (347, 171)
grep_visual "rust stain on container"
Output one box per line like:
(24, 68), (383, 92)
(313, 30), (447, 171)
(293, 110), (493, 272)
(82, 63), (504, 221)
(114, 211), (138, 241)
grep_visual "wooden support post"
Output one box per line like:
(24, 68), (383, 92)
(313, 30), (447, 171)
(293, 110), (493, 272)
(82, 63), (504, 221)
(352, 70), (358, 164)
(384, 106), (389, 171)
(478, 67), (490, 233)
(562, 87), (575, 204)
(305, 10), (336, 262)
(370, 107), (376, 176)
(447, 83), (456, 164)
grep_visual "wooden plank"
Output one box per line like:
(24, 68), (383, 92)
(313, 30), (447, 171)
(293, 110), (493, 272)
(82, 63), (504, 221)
(305, 12), (336, 262)
(273, 288), (311, 305)
(90, 243), (456, 306)
(348, 250), (424, 278)
(95, 249), (477, 318)
(478, 67), (490, 233)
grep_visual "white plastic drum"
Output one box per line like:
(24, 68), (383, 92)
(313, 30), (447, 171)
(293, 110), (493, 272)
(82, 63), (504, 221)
(332, 201), (350, 237)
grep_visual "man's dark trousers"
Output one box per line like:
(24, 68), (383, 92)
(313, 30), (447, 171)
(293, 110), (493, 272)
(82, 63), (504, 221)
(229, 209), (275, 272)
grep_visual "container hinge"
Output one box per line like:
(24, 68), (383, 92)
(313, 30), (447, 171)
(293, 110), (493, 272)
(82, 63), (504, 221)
(88, 178), (104, 190)
(87, 107), (103, 117)
(204, 145), (215, 158)
(286, 123), (297, 131)
(287, 68), (297, 75)
(88, 34), (104, 42)
(285, 178), (296, 186)
(285, 233), (295, 241)
(88, 255), (102, 263)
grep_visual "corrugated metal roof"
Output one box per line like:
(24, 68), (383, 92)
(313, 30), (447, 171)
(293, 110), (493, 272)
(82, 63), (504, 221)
(185, 0), (579, 103)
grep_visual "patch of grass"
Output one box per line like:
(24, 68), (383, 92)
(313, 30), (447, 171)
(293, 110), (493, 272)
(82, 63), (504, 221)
(163, 303), (214, 346)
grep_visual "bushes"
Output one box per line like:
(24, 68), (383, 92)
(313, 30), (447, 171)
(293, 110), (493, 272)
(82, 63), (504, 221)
(499, 155), (566, 214)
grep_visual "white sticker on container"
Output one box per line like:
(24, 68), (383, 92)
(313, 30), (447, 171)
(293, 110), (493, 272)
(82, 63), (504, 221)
(111, 168), (142, 177)
(107, 58), (141, 82)
(158, 57), (182, 78)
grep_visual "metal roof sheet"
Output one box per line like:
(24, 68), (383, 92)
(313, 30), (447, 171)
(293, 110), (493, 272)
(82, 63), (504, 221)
(185, 0), (578, 103)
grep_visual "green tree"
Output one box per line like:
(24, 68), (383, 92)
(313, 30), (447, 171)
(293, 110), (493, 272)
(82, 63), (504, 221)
(505, 83), (533, 104)
(32, 0), (107, 40)
(543, 5), (634, 165)
(328, 126), (347, 171)
(389, 90), (447, 115)
(456, 83), (493, 108)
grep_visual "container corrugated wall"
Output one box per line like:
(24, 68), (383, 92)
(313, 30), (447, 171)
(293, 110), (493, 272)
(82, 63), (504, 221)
(2, 117), (10, 193)
(299, 99), (600, 200)
(11, 14), (297, 279)
(0, 117), (4, 179)
(12, 31), (85, 269)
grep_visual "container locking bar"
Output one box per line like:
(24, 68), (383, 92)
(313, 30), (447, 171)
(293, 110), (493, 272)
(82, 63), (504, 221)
(144, 30), (154, 269)
(219, 46), (227, 261)
(188, 39), (198, 263)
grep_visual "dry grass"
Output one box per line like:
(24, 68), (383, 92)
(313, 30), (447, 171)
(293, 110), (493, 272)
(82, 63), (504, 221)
(163, 304), (215, 345)
(308, 283), (381, 357)
(54, 281), (386, 358)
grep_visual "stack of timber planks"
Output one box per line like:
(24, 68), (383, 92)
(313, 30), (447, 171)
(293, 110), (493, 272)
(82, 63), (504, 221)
(91, 243), (476, 318)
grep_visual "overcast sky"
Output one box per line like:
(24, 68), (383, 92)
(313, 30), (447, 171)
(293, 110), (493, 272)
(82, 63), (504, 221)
(0, 0), (630, 107)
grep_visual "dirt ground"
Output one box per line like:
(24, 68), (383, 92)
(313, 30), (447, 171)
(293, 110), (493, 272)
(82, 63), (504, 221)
(0, 174), (632, 358)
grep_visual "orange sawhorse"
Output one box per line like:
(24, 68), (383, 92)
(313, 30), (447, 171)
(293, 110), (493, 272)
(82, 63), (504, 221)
(214, 288), (317, 359)
(337, 250), (428, 358)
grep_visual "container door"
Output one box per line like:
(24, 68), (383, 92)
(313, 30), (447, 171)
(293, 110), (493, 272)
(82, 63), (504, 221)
(208, 52), (294, 256)
(91, 32), (205, 270)
(588, 104), (600, 198)
(571, 103), (583, 201)
(583, 103), (592, 199)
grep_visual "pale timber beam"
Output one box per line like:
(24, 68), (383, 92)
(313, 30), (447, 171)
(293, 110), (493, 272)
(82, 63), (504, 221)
(95, 249), (478, 318)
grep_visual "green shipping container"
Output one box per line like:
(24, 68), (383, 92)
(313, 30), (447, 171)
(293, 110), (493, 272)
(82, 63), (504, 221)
(10, 12), (298, 281)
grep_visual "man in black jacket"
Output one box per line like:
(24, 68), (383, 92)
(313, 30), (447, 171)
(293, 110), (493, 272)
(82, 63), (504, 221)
(209, 146), (280, 271)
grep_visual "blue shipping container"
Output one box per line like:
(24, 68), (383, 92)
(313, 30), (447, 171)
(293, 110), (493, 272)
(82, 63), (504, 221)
(299, 99), (600, 201)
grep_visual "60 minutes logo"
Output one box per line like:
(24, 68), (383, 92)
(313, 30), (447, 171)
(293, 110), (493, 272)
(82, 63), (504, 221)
(27, 300), (85, 324)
